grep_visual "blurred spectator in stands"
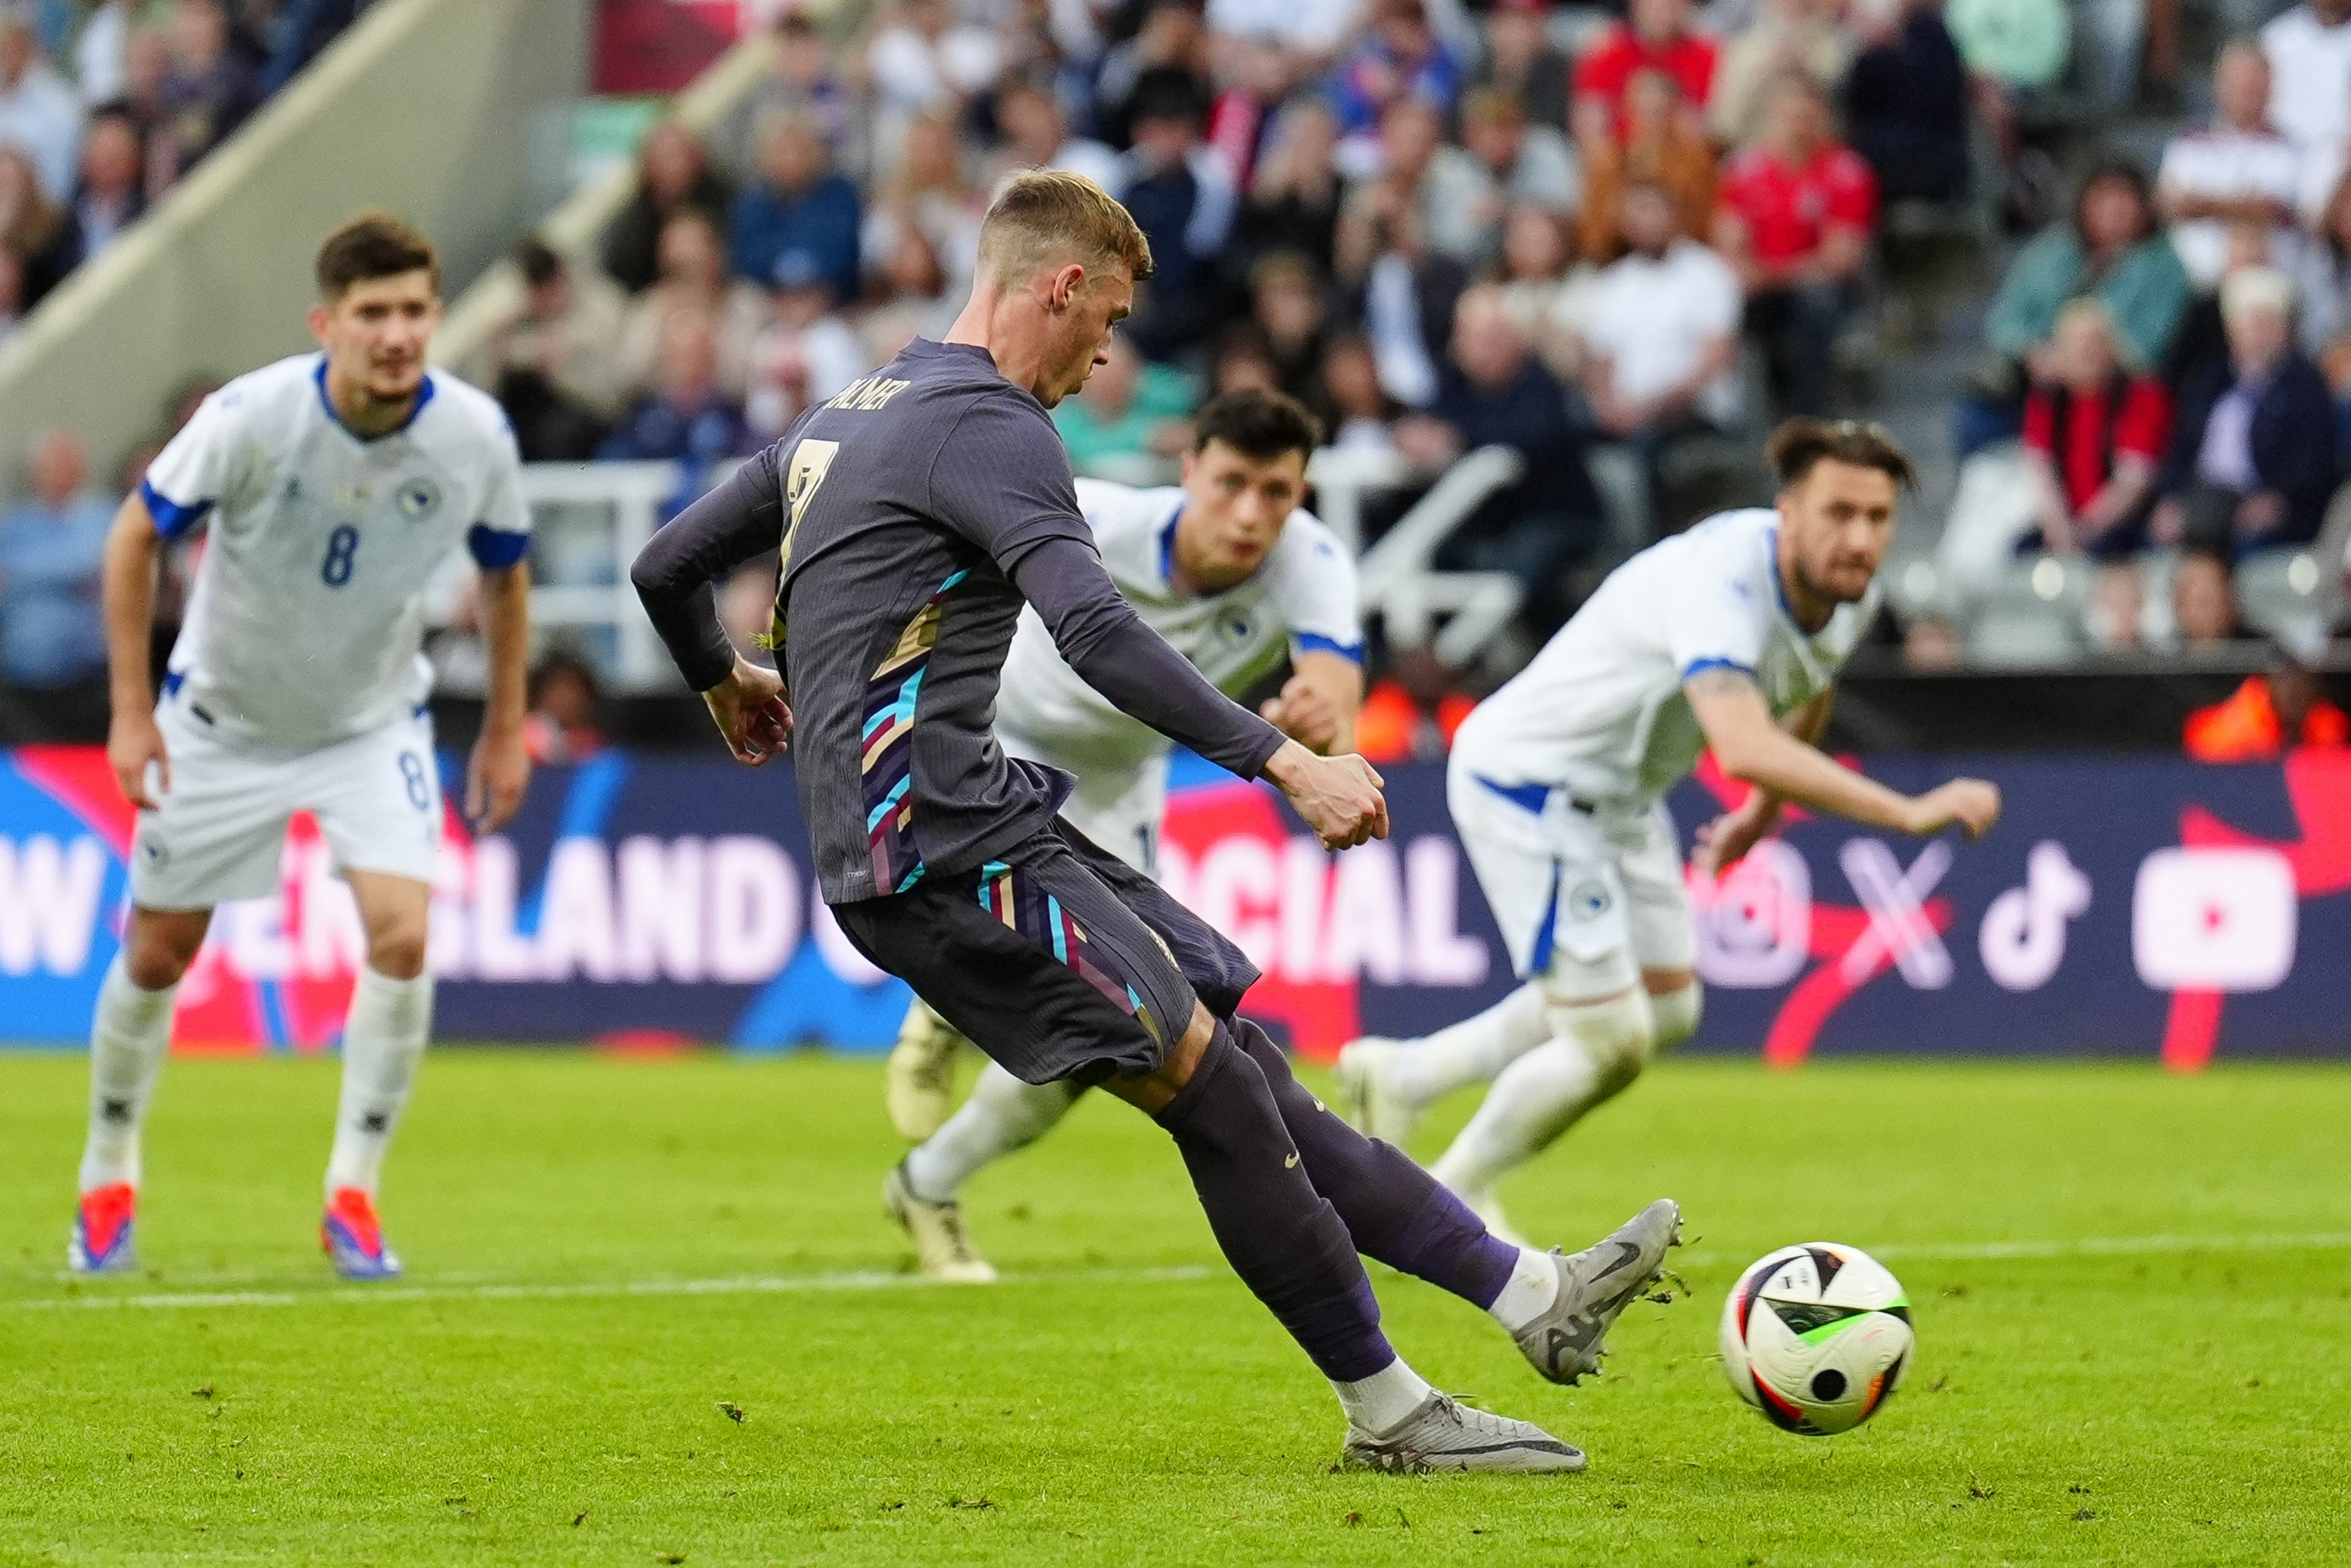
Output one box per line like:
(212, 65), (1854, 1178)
(745, 251), (868, 440)
(2085, 560), (2145, 650)
(603, 120), (731, 295)
(522, 650), (607, 767)
(71, 105), (142, 257)
(0, 140), (76, 305)
(1205, 0), (1361, 64)
(1249, 250), (1331, 404)
(1902, 613), (1965, 669)
(2260, 0), (2351, 162)
(1096, 6), (1211, 148)
(74, 0), (136, 106)
(1713, 0), (1851, 149)
(1364, 95), (1496, 267)
(1493, 203), (1592, 382)
(1964, 162), (2189, 454)
(991, 77), (1121, 192)
(1461, 89), (1579, 230)
(618, 209), (765, 403)
(466, 238), (626, 463)
(117, 23), (173, 186)
(1333, 185), (1467, 409)
(597, 310), (751, 481)
(863, 110), (981, 292)
(1395, 285), (1604, 629)
(867, 0), (1001, 163)
(0, 2), (77, 198)
(1118, 76), (1236, 359)
(1233, 95), (1343, 275)
(0, 428), (112, 729)
(741, 13), (858, 173)
(2185, 626), (2346, 756)
(1053, 334), (1194, 478)
(1945, 0), (2068, 102)
(1473, 0), (1569, 136)
(158, 0), (258, 179)
(1578, 67), (1715, 265)
(1572, 0), (1716, 151)
(2020, 299), (2169, 558)
(1320, 331), (1400, 450)
(2157, 43), (2306, 295)
(259, 0), (363, 95)
(1842, 0), (1969, 204)
(857, 220), (954, 364)
(1208, 326), (1282, 395)
(1329, 0), (1461, 142)
(2169, 546), (2246, 647)
(1582, 180), (1741, 503)
(2152, 266), (2337, 556)
(2301, 173), (2351, 373)
(1714, 74), (1875, 417)
(731, 111), (860, 306)
(1356, 644), (1474, 762)
(1204, 37), (1297, 193)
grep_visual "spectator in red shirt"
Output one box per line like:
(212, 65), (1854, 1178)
(2021, 298), (2171, 557)
(1712, 74), (1877, 416)
(1571, 0), (1717, 151)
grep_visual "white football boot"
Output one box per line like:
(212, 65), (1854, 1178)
(884, 999), (965, 1142)
(884, 1162), (998, 1284)
(1342, 1391), (1586, 1473)
(1333, 1037), (1422, 1145)
(1511, 1199), (1682, 1385)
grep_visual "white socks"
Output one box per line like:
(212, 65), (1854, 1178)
(903, 1063), (1084, 1203)
(324, 967), (434, 1198)
(1378, 983), (1551, 1107)
(1333, 1356), (1435, 1434)
(79, 955), (179, 1192)
(1486, 1246), (1563, 1335)
(1430, 987), (1655, 1200)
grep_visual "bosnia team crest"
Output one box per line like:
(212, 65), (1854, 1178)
(396, 478), (442, 519)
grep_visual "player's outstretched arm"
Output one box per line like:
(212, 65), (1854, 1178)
(101, 490), (169, 809)
(1259, 650), (1364, 756)
(1685, 668), (2000, 844)
(630, 455), (793, 763)
(469, 562), (533, 829)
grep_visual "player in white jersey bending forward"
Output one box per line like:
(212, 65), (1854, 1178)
(1337, 421), (2001, 1241)
(882, 390), (1366, 1280)
(69, 214), (535, 1280)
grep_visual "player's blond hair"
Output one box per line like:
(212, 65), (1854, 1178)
(977, 170), (1153, 288)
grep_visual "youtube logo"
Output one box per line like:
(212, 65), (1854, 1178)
(2131, 847), (2299, 993)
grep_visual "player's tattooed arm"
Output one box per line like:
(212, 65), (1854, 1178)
(1684, 667), (2000, 842)
(101, 489), (170, 808)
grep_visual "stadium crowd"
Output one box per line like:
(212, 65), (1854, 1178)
(3, 0), (2349, 752)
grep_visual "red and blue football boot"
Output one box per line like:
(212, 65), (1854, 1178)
(69, 1182), (139, 1273)
(321, 1187), (402, 1281)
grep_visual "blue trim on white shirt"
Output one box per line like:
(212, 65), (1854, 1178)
(1156, 501), (1183, 588)
(1681, 656), (1759, 683)
(1292, 631), (1365, 664)
(313, 357), (435, 441)
(1528, 859), (1563, 977)
(140, 480), (213, 538)
(467, 523), (529, 569)
(1475, 775), (1554, 815)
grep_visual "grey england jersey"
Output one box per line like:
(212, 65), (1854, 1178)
(631, 338), (1286, 905)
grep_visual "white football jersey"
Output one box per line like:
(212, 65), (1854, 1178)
(142, 354), (529, 750)
(1452, 507), (1878, 810)
(995, 478), (1362, 777)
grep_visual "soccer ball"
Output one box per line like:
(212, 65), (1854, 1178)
(1720, 1242), (1913, 1436)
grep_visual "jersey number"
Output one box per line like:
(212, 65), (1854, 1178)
(321, 525), (360, 587)
(398, 751), (431, 812)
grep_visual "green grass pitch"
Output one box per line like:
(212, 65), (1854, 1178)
(2, 1050), (2347, 1566)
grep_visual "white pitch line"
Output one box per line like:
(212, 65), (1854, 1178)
(4, 1264), (1214, 1314)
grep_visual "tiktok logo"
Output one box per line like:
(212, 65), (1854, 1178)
(1978, 841), (2092, 992)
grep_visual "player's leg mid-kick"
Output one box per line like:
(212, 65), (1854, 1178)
(634, 170), (1680, 1471)
(1339, 421), (2003, 1239)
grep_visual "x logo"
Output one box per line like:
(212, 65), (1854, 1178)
(1838, 839), (1954, 989)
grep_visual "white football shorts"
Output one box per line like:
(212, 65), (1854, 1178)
(1445, 755), (1695, 1001)
(1001, 733), (1168, 880)
(129, 694), (443, 909)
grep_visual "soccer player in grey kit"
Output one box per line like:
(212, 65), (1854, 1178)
(632, 170), (1680, 1473)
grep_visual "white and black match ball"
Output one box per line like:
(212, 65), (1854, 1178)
(1720, 1243), (1913, 1436)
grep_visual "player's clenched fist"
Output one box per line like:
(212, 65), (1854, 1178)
(1904, 778), (2002, 839)
(703, 656), (794, 765)
(109, 709), (171, 811)
(1264, 739), (1389, 849)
